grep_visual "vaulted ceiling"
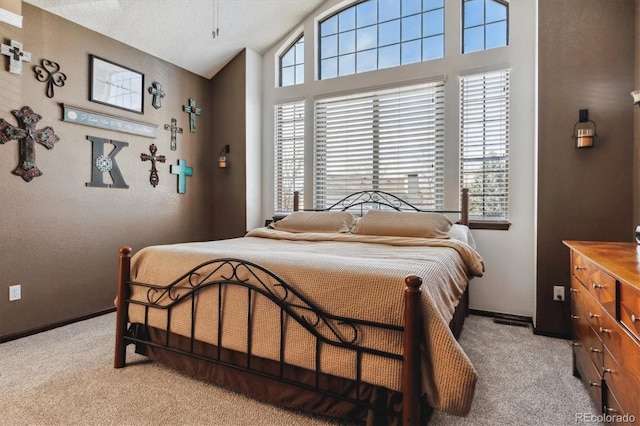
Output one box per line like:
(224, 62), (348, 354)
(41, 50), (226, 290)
(24, 0), (326, 79)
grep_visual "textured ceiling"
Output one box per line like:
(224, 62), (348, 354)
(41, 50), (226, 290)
(23, 0), (325, 79)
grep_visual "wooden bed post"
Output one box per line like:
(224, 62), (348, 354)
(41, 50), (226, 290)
(402, 275), (422, 425)
(114, 246), (132, 368)
(461, 188), (469, 226)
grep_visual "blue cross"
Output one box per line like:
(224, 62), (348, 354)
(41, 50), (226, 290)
(170, 159), (193, 194)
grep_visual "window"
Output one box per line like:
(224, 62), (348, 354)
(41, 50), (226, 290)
(274, 100), (305, 212)
(314, 81), (445, 209)
(280, 36), (304, 87)
(459, 69), (510, 223)
(318, 0), (444, 80)
(463, 0), (508, 54)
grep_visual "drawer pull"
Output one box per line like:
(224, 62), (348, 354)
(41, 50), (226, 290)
(575, 266), (587, 271)
(571, 341), (581, 347)
(588, 312), (600, 319)
(602, 367), (614, 375)
(589, 346), (602, 353)
(599, 327), (611, 334)
(571, 315), (579, 320)
(604, 406), (618, 414)
(632, 314), (638, 323)
(588, 381), (601, 387)
(592, 282), (604, 289)
(570, 288), (579, 293)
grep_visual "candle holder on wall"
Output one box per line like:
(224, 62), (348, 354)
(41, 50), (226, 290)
(572, 109), (596, 149)
(218, 144), (230, 168)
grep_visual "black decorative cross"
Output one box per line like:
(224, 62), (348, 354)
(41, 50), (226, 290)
(1, 40), (31, 74)
(0, 106), (59, 182)
(140, 144), (166, 187)
(34, 59), (67, 98)
(164, 118), (183, 151)
(148, 81), (165, 109)
(182, 98), (201, 133)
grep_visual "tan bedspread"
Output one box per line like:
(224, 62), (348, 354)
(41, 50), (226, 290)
(127, 229), (484, 416)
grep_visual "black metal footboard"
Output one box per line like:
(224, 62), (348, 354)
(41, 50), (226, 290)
(114, 247), (424, 425)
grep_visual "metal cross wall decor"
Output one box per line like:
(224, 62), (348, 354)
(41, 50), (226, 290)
(1, 40), (31, 74)
(170, 159), (193, 194)
(0, 106), (59, 182)
(148, 81), (165, 109)
(34, 59), (67, 98)
(164, 118), (183, 151)
(182, 98), (201, 133)
(140, 144), (166, 187)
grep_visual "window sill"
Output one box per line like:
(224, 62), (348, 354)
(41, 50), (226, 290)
(468, 220), (511, 231)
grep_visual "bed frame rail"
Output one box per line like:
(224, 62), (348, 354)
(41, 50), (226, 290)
(115, 248), (424, 425)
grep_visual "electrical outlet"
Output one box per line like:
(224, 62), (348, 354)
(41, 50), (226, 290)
(9, 285), (21, 301)
(553, 285), (565, 302)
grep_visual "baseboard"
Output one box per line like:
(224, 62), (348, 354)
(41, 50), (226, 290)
(469, 309), (533, 327)
(0, 307), (115, 343)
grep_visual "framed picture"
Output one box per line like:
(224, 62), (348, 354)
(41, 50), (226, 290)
(89, 55), (144, 114)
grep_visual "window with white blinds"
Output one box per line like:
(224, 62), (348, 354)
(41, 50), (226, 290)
(459, 69), (509, 221)
(314, 81), (445, 210)
(274, 100), (304, 213)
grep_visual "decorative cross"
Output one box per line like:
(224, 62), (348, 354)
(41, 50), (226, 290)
(0, 106), (59, 182)
(164, 118), (183, 151)
(140, 144), (166, 187)
(170, 159), (193, 194)
(182, 98), (201, 133)
(34, 59), (67, 98)
(1, 40), (31, 74)
(148, 81), (165, 109)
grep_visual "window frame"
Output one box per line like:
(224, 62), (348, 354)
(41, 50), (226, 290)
(462, 0), (509, 54)
(317, 0), (445, 81)
(279, 34), (305, 87)
(274, 99), (305, 213)
(459, 68), (511, 230)
(313, 79), (446, 211)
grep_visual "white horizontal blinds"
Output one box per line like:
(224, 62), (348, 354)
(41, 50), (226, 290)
(459, 69), (510, 220)
(315, 81), (445, 210)
(274, 100), (304, 213)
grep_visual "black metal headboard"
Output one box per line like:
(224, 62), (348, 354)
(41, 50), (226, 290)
(293, 189), (469, 225)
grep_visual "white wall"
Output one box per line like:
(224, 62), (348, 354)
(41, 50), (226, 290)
(260, 0), (537, 318)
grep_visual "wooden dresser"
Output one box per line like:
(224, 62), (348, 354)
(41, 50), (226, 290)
(563, 241), (639, 423)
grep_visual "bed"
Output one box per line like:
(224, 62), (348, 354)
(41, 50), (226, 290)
(114, 189), (484, 425)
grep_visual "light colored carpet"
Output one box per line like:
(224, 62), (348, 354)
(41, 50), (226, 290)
(0, 313), (600, 425)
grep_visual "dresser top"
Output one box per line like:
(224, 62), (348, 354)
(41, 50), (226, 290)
(563, 240), (640, 290)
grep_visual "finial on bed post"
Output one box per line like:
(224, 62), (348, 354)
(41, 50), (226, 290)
(461, 188), (469, 226)
(403, 275), (422, 425)
(293, 191), (299, 212)
(114, 246), (132, 368)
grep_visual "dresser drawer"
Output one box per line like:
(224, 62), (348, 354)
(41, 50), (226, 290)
(599, 311), (640, 382)
(619, 280), (640, 341)
(572, 278), (605, 331)
(571, 251), (616, 316)
(603, 346), (640, 422)
(573, 344), (603, 410)
(604, 386), (626, 425)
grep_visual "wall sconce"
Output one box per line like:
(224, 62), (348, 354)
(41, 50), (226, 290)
(218, 144), (229, 168)
(572, 109), (596, 149)
(631, 90), (640, 107)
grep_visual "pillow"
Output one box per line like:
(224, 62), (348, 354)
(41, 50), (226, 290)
(352, 210), (452, 239)
(268, 211), (357, 233)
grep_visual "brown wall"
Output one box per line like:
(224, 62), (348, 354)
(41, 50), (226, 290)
(0, 4), (220, 338)
(537, 0), (635, 336)
(0, 0), (21, 16)
(210, 51), (248, 239)
(635, 0), (640, 227)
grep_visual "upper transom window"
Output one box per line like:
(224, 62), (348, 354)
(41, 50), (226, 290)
(463, 0), (508, 53)
(280, 36), (304, 87)
(319, 0), (444, 80)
